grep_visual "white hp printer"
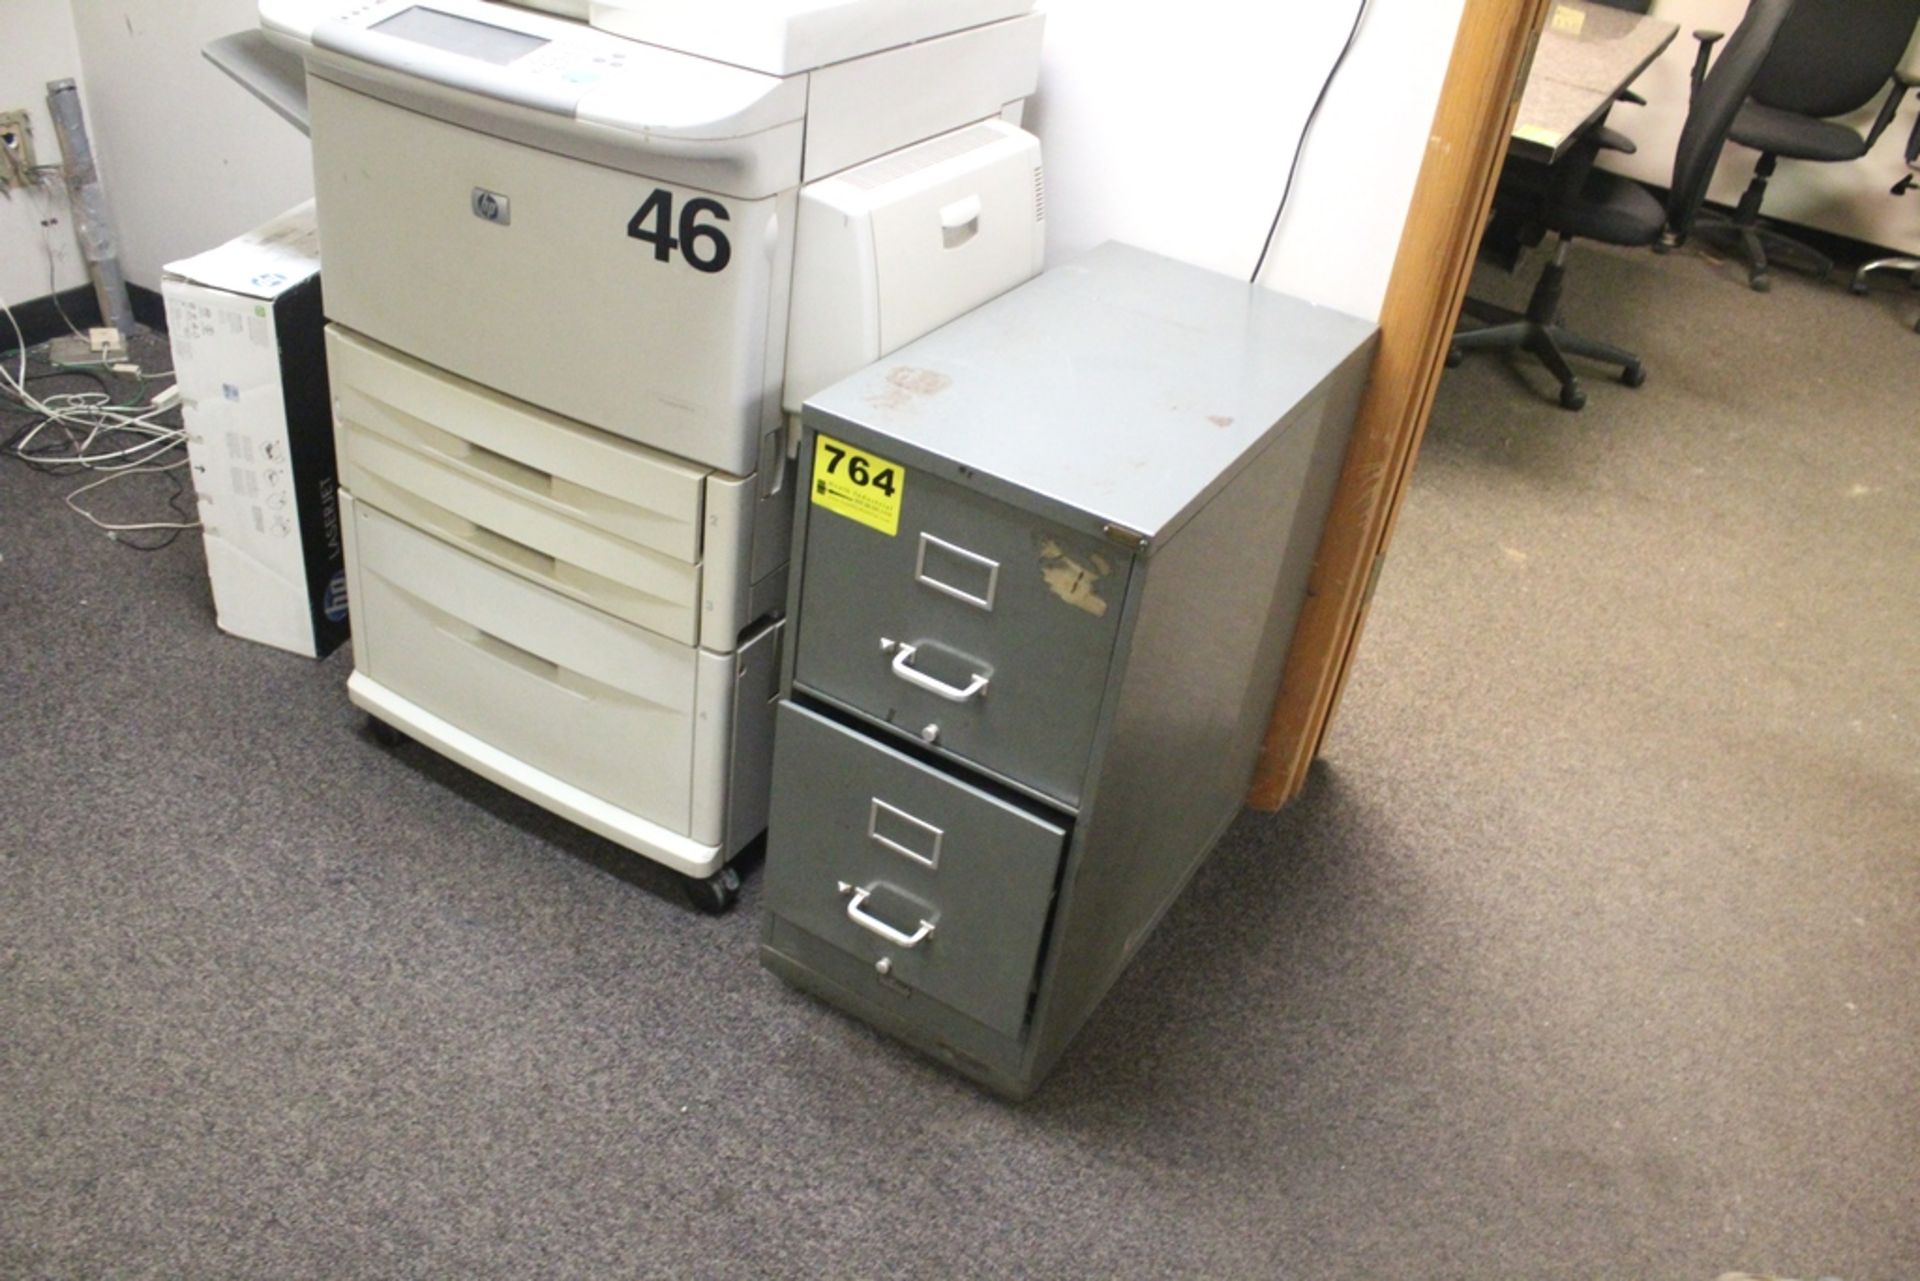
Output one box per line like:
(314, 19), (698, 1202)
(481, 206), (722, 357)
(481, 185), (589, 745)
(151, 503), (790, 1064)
(246, 0), (1047, 908)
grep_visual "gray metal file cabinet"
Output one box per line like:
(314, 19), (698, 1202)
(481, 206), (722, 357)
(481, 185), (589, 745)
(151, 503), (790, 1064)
(762, 243), (1378, 1097)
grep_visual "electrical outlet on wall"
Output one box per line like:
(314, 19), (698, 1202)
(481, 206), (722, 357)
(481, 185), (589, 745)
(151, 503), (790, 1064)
(1, 110), (37, 192)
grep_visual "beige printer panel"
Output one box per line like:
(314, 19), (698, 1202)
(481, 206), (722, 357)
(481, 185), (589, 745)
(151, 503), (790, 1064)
(274, 0), (1042, 476)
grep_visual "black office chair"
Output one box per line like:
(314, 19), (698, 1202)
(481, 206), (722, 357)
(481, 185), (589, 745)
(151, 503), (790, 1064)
(1692, 0), (1920, 290)
(1848, 103), (1920, 330)
(1451, 0), (1801, 409)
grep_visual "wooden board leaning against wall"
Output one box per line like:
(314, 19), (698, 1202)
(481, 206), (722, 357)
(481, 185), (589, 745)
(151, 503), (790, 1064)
(1249, 0), (1556, 810)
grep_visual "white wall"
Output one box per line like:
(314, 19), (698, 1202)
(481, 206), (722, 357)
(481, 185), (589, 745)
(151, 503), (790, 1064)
(64, 0), (313, 291)
(1029, 0), (1467, 322)
(0, 0), (87, 309)
(1600, 0), (1920, 256)
(13, 0), (1464, 320)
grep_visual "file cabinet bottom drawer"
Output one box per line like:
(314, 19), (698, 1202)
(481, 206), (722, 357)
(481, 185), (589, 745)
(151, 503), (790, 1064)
(762, 916), (1036, 1099)
(763, 700), (1068, 1040)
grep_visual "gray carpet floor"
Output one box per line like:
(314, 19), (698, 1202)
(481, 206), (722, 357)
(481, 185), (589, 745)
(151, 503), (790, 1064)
(2, 241), (1916, 1280)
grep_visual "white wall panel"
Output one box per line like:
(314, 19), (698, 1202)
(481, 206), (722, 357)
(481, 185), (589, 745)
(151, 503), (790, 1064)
(65, 0), (313, 290)
(1029, 0), (1467, 321)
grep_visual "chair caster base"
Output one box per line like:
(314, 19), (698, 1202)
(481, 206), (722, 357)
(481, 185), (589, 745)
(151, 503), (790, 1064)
(1620, 362), (1647, 388)
(1559, 384), (1587, 411)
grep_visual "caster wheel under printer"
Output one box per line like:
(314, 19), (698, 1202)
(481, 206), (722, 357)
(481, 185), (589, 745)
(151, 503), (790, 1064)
(368, 716), (408, 748)
(682, 865), (742, 915)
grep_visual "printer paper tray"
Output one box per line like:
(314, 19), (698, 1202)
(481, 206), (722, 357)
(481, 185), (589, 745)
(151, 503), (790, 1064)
(344, 492), (743, 851)
(330, 327), (776, 651)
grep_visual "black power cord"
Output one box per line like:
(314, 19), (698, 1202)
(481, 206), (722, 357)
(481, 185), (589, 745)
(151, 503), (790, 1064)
(1250, 0), (1375, 282)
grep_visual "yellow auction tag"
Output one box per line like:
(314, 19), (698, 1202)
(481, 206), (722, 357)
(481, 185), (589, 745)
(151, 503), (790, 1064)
(811, 433), (904, 536)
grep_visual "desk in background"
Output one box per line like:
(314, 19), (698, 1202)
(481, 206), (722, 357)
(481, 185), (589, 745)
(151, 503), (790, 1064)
(1513, 1), (1679, 163)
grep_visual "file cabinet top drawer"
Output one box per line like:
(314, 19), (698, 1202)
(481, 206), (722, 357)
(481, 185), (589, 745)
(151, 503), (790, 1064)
(801, 242), (1378, 554)
(764, 700), (1066, 1041)
(792, 458), (1128, 808)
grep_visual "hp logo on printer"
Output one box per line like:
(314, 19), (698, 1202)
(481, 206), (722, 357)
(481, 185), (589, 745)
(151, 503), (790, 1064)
(470, 188), (511, 226)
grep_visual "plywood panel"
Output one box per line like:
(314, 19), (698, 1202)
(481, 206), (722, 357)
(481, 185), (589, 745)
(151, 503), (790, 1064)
(1250, 0), (1556, 809)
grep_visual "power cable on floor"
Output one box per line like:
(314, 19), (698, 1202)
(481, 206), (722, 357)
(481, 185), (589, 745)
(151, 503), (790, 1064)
(1, 290), (196, 547)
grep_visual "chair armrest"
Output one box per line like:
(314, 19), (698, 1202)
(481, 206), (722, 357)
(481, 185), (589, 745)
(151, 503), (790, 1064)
(1591, 124), (1638, 156)
(1862, 77), (1912, 151)
(1898, 75), (1920, 167)
(1690, 29), (1725, 100)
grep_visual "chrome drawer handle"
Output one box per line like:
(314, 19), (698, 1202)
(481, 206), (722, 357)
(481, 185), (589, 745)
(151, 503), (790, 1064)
(838, 881), (935, 949)
(886, 641), (989, 703)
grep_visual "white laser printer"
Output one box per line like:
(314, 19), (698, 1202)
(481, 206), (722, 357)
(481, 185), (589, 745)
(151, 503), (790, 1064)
(249, 0), (1048, 907)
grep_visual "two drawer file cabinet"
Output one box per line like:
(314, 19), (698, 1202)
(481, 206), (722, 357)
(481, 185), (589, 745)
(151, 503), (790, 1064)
(762, 244), (1379, 1097)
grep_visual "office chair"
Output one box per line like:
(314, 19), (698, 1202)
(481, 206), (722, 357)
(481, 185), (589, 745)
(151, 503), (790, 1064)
(1693, 0), (1920, 291)
(1849, 102), (1920, 331)
(1451, 0), (1800, 409)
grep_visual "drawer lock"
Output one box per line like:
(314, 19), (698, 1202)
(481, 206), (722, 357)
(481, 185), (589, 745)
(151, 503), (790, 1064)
(839, 881), (936, 949)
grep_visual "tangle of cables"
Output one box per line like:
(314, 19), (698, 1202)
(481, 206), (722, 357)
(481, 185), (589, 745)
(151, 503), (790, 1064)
(1, 288), (198, 551)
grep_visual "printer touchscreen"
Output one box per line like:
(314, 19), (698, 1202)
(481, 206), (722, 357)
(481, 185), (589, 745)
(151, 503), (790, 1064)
(369, 7), (549, 65)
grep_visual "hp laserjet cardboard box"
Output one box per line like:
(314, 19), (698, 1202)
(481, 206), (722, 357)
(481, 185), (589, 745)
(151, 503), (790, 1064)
(164, 201), (346, 658)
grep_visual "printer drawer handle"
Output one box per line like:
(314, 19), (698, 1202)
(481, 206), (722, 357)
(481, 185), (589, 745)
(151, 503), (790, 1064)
(883, 641), (989, 703)
(940, 194), (982, 248)
(838, 881), (935, 949)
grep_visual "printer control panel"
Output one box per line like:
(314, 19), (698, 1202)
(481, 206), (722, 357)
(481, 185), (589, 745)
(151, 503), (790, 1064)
(312, 0), (645, 115)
